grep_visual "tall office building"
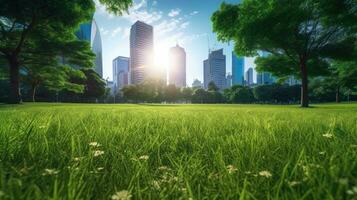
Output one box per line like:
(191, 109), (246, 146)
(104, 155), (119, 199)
(257, 72), (275, 85)
(113, 56), (130, 93)
(256, 51), (276, 85)
(203, 49), (226, 90)
(169, 44), (186, 88)
(245, 68), (254, 86)
(232, 52), (244, 85)
(76, 19), (103, 77)
(226, 73), (232, 88)
(130, 21), (154, 84)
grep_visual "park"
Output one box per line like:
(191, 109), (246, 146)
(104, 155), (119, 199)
(1, 0), (357, 199)
(0, 103), (356, 199)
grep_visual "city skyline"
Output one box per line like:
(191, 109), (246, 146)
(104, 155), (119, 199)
(93, 0), (262, 85)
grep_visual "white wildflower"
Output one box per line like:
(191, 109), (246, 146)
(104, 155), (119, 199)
(111, 190), (132, 200)
(93, 150), (105, 157)
(226, 165), (238, 174)
(42, 168), (59, 176)
(259, 170), (272, 178)
(288, 181), (301, 187)
(97, 167), (104, 171)
(139, 155), (149, 161)
(322, 133), (333, 138)
(89, 142), (101, 147)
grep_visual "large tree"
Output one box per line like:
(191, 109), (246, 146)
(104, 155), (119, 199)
(0, 0), (132, 103)
(212, 0), (356, 107)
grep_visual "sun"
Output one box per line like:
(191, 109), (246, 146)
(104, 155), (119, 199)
(154, 42), (170, 71)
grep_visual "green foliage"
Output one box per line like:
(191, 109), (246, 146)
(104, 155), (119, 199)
(0, 103), (357, 199)
(207, 81), (219, 92)
(212, 0), (357, 107)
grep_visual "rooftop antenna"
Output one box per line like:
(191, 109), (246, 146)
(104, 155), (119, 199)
(207, 35), (211, 55)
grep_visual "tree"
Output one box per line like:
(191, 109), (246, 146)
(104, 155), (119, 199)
(230, 86), (255, 103)
(81, 69), (106, 102)
(122, 85), (140, 103)
(212, 0), (356, 107)
(207, 81), (219, 92)
(180, 87), (193, 103)
(0, 0), (132, 103)
(164, 84), (179, 103)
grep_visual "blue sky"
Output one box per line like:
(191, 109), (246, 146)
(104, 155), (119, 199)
(94, 0), (256, 85)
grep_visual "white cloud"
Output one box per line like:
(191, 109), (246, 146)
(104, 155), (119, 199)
(190, 11), (199, 16)
(111, 27), (122, 37)
(100, 27), (109, 36)
(121, 0), (162, 24)
(180, 22), (190, 29)
(168, 8), (181, 17)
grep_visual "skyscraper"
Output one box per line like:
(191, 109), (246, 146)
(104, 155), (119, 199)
(226, 73), (232, 88)
(245, 68), (254, 86)
(256, 51), (276, 85)
(257, 72), (275, 85)
(203, 49), (226, 90)
(76, 19), (103, 77)
(232, 52), (244, 85)
(113, 56), (130, 93)
(169, 44), (186, 88)
(130, 21), (154, 84)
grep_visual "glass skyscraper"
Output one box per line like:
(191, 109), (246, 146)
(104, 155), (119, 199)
(130, 21), (154, 84)
(203, 49), (226, 90)
(113, 56), (130, 93)
(169, 44), (186, 88)
(232, 52), (244, 86)
(76, 19), (103, 78)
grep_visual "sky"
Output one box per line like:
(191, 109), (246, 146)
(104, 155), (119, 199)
(94, 0), (257, 85)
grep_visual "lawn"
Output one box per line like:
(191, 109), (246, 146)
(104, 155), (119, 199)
(0, 103), (356, 199)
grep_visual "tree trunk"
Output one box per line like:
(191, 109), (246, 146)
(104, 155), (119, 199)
(8, 55), (21, 104)
(32, 84), (38, 102)
(300, 58), (309, 107)
(335, 86), (340, 103)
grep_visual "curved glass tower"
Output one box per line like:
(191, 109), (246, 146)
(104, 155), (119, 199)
(76, 19), (103, 78)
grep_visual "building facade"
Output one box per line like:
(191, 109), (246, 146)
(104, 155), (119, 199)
(226, 73), (232, 88)
(76, 19), (103, 78)
(113, 56), (130, 93)
(257, 72), (275, 85)
(245, 68), (254, 86)
(232, 52), (244, 86)
(169, 44), (186, 88)
(130, 21), (154, 84)
(203, 49), (226, 90)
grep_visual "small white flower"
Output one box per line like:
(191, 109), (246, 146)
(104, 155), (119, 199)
(111, 190), (132, 200)
(322, 133), (333, 138)
(226, 165), (238, 174)
(259, 170), (272, 178)
(93, 150), (104, 157)
(42, 168), (59, 176)
(73, 157), (82, 161)
(89, 142), (101, 147)
(97, 167), (104, 171)
(319, 151), (326, 155)
(288, 181), (301, 187)
(139, 155), (149, 160)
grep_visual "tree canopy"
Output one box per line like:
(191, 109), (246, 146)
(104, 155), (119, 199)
(212, 0), (357, 107)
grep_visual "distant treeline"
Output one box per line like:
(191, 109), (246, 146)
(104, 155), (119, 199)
(109, 80), (357, 104)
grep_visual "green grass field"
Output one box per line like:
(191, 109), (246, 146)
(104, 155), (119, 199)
(0, 103), (356, 199)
